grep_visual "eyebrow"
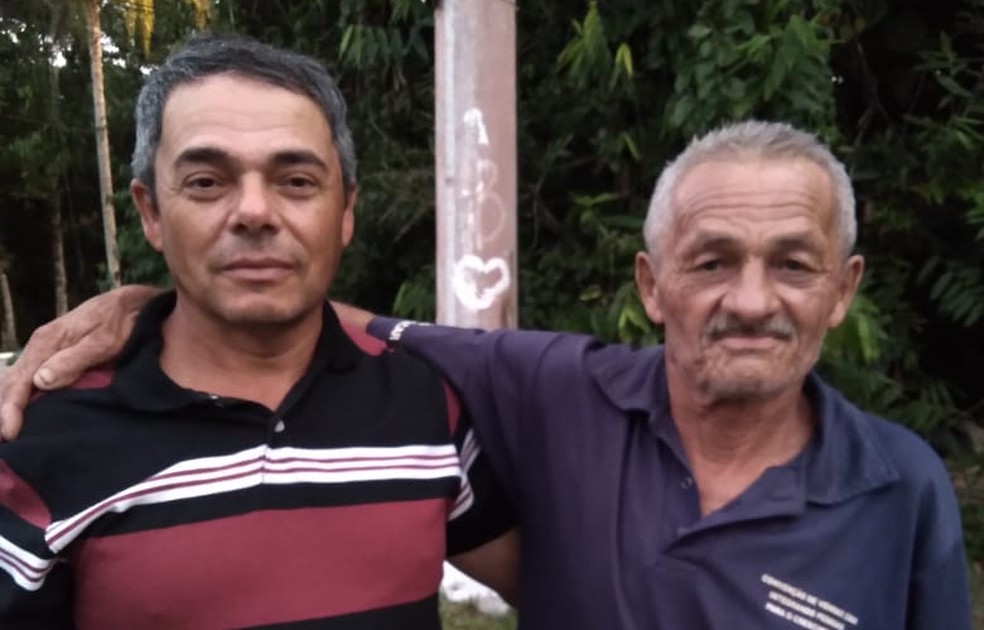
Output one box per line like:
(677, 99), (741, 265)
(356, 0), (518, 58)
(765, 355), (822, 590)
(680, 230), (824, 257)
(173, 146), (236, 170)
(680, 233), (741, 257)
(772, 233), (825, 253)
(173, 147), (330, 173)
(269, 149), (330, 172)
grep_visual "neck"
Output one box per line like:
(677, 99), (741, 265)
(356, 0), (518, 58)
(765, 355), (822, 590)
(159, 300), (323, 411)
(667, 369), (815, 516)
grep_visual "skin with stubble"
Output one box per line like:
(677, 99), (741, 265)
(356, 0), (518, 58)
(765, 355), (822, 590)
(634, 157), (864, 514)
(130, 73), (356, 407)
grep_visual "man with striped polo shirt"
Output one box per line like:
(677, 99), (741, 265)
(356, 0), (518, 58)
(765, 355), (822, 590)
(0, 34), (515, 629)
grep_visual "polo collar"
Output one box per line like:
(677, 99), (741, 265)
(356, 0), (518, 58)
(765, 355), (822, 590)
(589, 345), (899, 507)
(111, 291), (363, 412)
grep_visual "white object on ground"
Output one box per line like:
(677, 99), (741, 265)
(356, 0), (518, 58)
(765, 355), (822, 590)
(441, 561), (511, 617)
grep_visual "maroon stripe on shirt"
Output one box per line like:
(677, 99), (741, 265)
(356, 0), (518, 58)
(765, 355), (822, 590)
(68, 366), (114, 390)
(70, 499), (448, 630)
(0, 461), (50, 529)
(50, 452), (459, 547)
(29, 366), (115, 404)
(342, 323), (387, 356)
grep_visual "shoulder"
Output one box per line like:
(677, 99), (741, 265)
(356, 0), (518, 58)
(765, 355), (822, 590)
(816, 378), (951, 489)
(342, 322), (445, 385)
(863, 413), (951, 488)
(24, 365), (118, 433)
(824, 386), (960, 538)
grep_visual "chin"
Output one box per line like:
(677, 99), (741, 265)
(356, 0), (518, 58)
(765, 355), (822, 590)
(215, 303), (311, 328)
(699, 374), (793, 401)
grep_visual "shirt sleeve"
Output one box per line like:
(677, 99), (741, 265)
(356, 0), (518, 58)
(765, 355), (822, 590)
(906, 456), (972, 629)
(443, 383), (517, 556)
(0, 452), (74, 628)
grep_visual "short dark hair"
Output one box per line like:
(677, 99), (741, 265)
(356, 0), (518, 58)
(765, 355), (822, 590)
(131, 32), (357, 196)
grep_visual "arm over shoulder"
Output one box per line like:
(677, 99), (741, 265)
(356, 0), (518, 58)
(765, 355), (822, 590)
(366, 319), (608, 500)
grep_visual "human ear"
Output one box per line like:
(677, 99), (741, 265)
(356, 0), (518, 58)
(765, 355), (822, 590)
(131, 179), (163, 253)
(635, 251), (665, 325)
(340, 186), (357, 248)
(827, 254), (865, 328)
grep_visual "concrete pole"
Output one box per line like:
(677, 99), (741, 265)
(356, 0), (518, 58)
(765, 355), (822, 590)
(434, 0), (517, 329)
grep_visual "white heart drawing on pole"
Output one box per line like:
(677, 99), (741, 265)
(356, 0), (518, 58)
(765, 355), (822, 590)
(451, 255), (511, 311)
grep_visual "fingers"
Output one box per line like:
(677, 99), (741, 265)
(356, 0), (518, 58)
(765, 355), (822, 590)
(0, 321), (69, 439)
(0, 361), (35, 441)
(30, 285), (158, 389)
(35, 336), (125, 390)
(0, 285), (160, 441)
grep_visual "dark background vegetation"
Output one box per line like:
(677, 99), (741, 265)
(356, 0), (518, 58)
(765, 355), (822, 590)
(1, 0), (983, 616)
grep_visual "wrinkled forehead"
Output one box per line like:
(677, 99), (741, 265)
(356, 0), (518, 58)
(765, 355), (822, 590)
(670, 156), (838, 231)
(157, 74), (336, 160)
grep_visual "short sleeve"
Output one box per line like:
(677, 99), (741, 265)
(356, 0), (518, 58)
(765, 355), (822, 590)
(442, 383), (517, 555)
(0, 451), (74, 628)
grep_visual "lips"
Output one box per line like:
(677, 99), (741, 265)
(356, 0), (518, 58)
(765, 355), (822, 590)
(220, 258), (294, 282)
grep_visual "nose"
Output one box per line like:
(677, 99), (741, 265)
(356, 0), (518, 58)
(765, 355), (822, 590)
(721, 261), (779, 321)
(231, 174), (279, 234)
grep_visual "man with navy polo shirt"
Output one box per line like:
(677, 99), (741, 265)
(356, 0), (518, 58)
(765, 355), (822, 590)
(0, 121), (971, 628)
(358, 121), (971, 629)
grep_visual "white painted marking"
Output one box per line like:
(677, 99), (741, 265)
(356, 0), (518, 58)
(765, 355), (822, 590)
(463, 107), (491, 146)
(451, 255), (511, 311)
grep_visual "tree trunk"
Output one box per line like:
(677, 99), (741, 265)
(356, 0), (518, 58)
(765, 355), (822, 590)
(0, 270), (17, 351)
(47, 16), (68, 316)
(83, 0), (120, 288)
(51, 193), (68, 315)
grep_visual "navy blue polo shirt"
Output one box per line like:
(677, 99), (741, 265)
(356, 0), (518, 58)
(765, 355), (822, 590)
(368, 319), (971, 630)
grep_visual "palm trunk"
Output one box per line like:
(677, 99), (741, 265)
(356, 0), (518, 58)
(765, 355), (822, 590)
(51, 193), (68, 315)
(47, 18), (68, 316)
(83, 0), (121, 288)
(0, 270), (16, 351)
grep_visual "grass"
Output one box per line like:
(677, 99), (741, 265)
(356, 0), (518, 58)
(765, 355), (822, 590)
(439, 597), (517, 630)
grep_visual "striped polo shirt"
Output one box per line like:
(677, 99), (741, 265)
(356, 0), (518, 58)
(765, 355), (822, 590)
(0, 293), (513, 629)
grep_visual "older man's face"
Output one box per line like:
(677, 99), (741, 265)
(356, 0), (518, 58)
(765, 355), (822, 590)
(636, 158), (863, 401)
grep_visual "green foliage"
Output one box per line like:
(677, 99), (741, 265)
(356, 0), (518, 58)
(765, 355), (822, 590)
(666, 0), (842, 135)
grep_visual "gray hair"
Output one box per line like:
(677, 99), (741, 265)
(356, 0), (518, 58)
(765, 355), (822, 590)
(131, 33), (357, 198)
(643, 120), (856, 259)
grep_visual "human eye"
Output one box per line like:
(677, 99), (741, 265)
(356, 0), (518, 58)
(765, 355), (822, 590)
(773, 256), (818, 280)
(187, 175), (218, 189)
(280, 173), (321, 197)
(691, 256), (724, 273)
(183, 174), (225, 199)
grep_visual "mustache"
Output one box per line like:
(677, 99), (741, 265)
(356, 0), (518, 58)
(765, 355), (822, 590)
(704, 314), (795, 340)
